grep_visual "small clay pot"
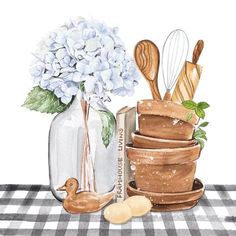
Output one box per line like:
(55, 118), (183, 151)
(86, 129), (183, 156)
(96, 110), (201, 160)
(132, 131), (197, 149)
(126, 144), (201, 193)
(137, 100), (199, 140)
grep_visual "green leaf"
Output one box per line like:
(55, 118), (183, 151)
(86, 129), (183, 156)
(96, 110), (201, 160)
(199, 122), (209, 128)
(182, 100), (197, 110)
(196, 138), (205, 149)
(198, 127), (205, 132)
(186, 112), (193, 121)
(22, 86), (73, 114)
(79, 81), (85, 92)
(197, 102), (210, 109)
(98, 110), (116, 148)
(195, 106), (205, 119)
(194, 130), (206, 139)
(195, 128), (206, 135)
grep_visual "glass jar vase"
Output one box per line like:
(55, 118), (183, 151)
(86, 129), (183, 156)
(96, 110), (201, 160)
(49, 95), (117, 201)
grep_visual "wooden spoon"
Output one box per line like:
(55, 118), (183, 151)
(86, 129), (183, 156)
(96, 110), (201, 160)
(192, 40), (204, 64)
(134, 40), (162, 100)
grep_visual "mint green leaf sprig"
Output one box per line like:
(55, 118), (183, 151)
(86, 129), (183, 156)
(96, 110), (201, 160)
(22, 86), (73, 114)
(182, 100), (209, 119)
(182, 100), (210, 149)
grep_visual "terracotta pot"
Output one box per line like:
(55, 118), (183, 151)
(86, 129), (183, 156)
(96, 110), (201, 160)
(126, 144), (201, 193)
(137, 100), (199, 140)
(127, 179), (205, 212)
(132, 131), (197, 149)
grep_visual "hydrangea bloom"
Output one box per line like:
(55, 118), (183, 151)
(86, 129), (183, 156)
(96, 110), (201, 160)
(30, 17), (139, 104)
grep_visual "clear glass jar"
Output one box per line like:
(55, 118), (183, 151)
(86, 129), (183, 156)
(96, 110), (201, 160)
(49, 95), (117, 201)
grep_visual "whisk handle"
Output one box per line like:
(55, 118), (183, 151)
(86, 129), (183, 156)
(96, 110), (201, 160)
(163, 90), (172, 101)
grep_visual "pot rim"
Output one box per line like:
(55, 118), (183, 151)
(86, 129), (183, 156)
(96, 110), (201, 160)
(132, 131), (197, 145)
(126, 143), (201, 165)
(126, 143), (201, 153)
(137, 100), (199, 126)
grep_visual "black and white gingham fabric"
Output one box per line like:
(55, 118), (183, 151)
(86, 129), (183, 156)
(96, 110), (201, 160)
(0, 185), (236, 235)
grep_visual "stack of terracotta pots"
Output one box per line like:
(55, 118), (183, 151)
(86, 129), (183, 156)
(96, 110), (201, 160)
(126, 99), (204, 211)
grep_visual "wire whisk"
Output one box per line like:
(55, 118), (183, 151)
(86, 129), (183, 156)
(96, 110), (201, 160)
(162, 29), (189, 100)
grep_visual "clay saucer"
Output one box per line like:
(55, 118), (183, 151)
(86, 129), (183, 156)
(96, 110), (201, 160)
(132, 131), (197, 149)
(127, 179), (204, 212)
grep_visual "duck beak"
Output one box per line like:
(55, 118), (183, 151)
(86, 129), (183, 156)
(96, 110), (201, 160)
(57, 185), (66, 191)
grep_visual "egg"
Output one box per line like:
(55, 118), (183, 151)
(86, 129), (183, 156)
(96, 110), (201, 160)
(104, 202), (132, 224)
(124, 196), (152, 217)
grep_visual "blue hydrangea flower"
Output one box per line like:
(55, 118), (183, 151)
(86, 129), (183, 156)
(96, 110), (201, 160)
(30, 17), (139, 104)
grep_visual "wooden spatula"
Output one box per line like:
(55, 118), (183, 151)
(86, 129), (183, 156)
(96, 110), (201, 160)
(134, 40), (162, 100)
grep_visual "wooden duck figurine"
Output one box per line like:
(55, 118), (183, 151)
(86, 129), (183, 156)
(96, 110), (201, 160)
(57, 178), (115, 214)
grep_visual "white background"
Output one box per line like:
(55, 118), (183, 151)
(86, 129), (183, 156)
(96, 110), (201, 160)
(0, 0), (235, 185)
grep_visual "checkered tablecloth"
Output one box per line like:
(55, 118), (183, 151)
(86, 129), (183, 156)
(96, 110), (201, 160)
(0, 185), (236, 236)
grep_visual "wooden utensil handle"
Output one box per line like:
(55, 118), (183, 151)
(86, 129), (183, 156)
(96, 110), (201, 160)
(150, 80), (162, 100)
(163, 90), (172, 101)
(192, 40), (204, 64)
